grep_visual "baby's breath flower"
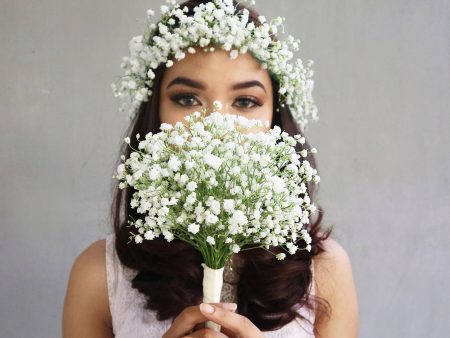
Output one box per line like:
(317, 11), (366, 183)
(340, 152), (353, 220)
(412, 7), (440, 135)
(116, 109), (319, 268)
(168, 155), (181, 172)
(204, 153), (222, 170)
(144, 230), (155, 240)
(229, 49), (239, 59)
(206, 236), (216, 246)
(223, 199), (235, 213)
(186, 181), (197, 192)
(188, 222), (200, 234)
(276, 253), (286, 260)
(212, 100), (223, 111)
(160, 5), (169, 14)
(205, 212), (219, 224)
(160, 123), (173, 131)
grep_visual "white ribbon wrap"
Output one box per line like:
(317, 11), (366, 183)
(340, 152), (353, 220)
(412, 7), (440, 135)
(201, 262), (224, 332)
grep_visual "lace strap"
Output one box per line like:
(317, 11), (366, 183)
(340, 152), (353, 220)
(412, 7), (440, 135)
(105, 233), (117, 329)
(309, 258), (317, 323)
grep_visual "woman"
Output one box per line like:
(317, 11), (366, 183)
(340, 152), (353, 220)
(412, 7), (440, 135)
(62, 1), (359, 337)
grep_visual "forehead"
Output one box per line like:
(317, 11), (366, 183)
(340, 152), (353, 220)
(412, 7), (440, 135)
(161, 47), (272, 87)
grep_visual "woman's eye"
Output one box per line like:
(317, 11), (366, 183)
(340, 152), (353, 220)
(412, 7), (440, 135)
(171, 94), (200, 106)
(234, 97), (260, 109)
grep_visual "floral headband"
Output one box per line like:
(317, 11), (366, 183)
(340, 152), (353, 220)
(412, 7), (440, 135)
(111, 0), (319, 131)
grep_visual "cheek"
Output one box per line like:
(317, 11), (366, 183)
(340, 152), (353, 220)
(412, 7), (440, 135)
(255, 107), (273, 130)
(244, 110), (273, 134)
(255, 95), (273, 126)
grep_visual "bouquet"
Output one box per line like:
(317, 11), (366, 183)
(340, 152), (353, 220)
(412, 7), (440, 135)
(113, 101), (320, 331)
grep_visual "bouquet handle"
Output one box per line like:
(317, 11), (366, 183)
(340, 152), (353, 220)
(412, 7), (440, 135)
(201, 263), (225, 332)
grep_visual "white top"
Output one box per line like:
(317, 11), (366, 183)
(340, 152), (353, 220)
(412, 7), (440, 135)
(105, 233), (316, 337)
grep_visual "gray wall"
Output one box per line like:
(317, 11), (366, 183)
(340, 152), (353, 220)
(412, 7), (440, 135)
(1, 0), (449, 337)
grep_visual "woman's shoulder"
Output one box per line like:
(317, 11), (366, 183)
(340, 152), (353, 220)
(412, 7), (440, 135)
(314, 236), (350, 265)
(313, 236), (354, 300)
(313, 236), (352, 290)
(63, 238), (113, 336)
(312, 236), (359, 336)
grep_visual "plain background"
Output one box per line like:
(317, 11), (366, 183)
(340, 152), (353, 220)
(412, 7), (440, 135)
(1, 0), (449, 337)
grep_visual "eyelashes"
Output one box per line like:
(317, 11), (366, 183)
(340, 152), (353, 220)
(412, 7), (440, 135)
(234, 96), (262, 109)
(169, 92), (200, 106)
(169, 92), (263, 109)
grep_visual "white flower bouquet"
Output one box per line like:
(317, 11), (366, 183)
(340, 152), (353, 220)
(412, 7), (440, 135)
(113, 102), (320, 331)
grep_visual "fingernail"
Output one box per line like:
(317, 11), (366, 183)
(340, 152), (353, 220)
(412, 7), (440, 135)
(200, 303), (215, 313)
(223, 303), (237, 311)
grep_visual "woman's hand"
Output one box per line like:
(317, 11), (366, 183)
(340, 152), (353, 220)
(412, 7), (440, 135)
(198, 303), (265, 338)
(162, 302), (238, 338)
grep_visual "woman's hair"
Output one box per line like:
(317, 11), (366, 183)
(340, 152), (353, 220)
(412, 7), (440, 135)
(109, 0), (333, 333)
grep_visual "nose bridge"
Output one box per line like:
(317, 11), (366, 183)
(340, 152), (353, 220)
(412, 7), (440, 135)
(204, 93), (228, 114)
(202, 76), (230, 112)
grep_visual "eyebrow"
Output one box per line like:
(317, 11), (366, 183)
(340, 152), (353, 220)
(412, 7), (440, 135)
(167, 76), (266, 92)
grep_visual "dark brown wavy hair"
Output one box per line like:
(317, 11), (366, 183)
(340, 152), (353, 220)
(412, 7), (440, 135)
(109, 0), (333, 334)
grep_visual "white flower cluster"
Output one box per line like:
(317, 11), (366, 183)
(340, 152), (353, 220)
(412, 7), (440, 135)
(113, 104), (319, 264)
(111, 0), (319, 131)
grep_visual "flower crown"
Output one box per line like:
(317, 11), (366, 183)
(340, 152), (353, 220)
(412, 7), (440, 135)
(111, 0), (319, 131)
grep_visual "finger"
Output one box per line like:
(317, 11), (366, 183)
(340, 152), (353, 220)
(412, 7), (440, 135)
(216, 304), (238, 338)
(183, 327), (229, 338)
(199, 303), (258, 338)
(192, 303), (237, 331)
(219, 303), (238, 311)
(164, 303), (237, 338)
(220, 325), (238, 338)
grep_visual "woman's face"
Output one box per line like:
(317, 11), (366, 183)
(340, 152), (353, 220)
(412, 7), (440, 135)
(159, 46), (274, 133)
